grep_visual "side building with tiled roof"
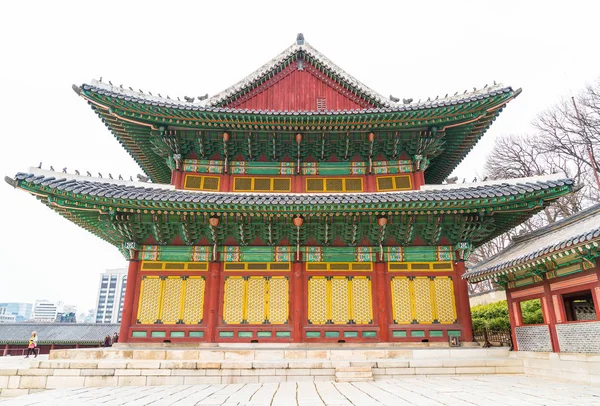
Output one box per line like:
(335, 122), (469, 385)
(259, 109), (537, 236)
(465, 204), (600, 353)
(5, 34), (577, 345)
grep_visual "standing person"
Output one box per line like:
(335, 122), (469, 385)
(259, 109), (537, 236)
(103, 335), (111, 347)
(112, 332), (119, 344)
(25, 331), (38, 358)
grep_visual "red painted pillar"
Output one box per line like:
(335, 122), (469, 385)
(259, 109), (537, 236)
(292, 261), (304, 342)
(373, 261), (389, 342)
(505, 290), (520, 351)
(365, 175), (376, 192)
(221, 174), (231, 192)
(542, 279), (560, 352)
(2, 344), (8, 357)
(206, 261), (222, 342)
(453, 261), (473, 342)
(592, 265), (600, 320)
(119, 256), (140, 343)
(413, 171), (425, 189)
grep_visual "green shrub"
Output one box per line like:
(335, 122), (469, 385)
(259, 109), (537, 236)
(471, 300), (510, 331)
(470, 299), (545, 331)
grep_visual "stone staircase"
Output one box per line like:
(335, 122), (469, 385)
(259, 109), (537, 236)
(1, 346), (523, 397)
(335, 366), (373, 382)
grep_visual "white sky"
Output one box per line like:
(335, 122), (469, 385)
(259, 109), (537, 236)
(1, 0), (599, 315)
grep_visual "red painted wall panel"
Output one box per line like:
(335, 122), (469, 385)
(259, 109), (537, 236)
(224, 63), (374, 112)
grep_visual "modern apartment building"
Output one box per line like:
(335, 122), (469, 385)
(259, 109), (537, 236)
(0, 307), (16, 323)
(0, 302), (33, 322)
(32, 300), (66, 322)
(94, 268), (127, 324)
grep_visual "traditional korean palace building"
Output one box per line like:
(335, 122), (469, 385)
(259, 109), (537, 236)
(465, 204), (600, 353)
(6, 35), (577, 344)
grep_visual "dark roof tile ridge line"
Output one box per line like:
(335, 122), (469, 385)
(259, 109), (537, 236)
(82, 79), (517, 115)
(511, 202), (600, 245)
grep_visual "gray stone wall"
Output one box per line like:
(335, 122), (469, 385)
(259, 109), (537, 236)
(515, 325), (552, 352)
(556, 322), (600, 353)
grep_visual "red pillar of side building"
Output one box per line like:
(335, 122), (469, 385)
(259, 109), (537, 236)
(542, 279), (560, 352)
(119, 256), (141, 343)
(205, 261), (222, 343)
(291, 260), (305, 342)
(453, 261), (474, 342)
(505, 290), (521, 351)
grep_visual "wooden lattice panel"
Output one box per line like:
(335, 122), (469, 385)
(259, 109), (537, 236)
(308, 277), (328, 324)
(223, 277), (246, 324)
(391, 277), (412, 324)
(413, 277), (434, 323)
(246, 277), (267, 324)
(137, 276), (161, 324)
(331, 277), (350, 324)
(351, 277), (372, 324)
(268, 277), (288, 324)
(161, 277), (183, 324)
(183, 277), (205, 324)
(434, 277), (456, 323)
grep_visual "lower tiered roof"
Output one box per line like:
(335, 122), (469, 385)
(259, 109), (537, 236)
(5, 169), (577, 256)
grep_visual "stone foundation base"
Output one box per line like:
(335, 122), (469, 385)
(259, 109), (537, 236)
(0, 347), (519, 397)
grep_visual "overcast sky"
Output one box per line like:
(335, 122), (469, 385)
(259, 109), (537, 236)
(1, 0), (599, 316)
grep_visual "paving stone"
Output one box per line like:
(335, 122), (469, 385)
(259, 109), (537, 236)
(2, 376), (600, 404)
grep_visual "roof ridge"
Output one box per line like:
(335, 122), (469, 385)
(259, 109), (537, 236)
(511, 203), (600, 244)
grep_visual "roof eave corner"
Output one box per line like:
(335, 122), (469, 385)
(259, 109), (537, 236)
(72, 84), (81, 96)
(4, 176), (17, 188)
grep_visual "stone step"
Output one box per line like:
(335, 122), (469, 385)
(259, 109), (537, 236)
(335, 366), (372, 372)
(335, 366), (374, 382)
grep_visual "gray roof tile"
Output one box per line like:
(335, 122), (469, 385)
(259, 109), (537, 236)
(465, 204), (600, 281)
(0, 323), (120, 345)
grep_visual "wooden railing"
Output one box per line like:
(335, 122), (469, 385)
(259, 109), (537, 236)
(473, 329), (513, 349)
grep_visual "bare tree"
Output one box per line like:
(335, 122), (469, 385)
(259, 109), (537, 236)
(468, 79), (600, 295)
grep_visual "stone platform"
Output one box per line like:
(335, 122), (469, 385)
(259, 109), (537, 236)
(0, 345), (524, 398)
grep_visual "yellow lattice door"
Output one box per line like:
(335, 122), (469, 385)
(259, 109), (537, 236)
(268, 277), (288, 324)
(391, 277), (412, 324)
(223, 277), (246, 324)
(161, 277), (183, 324)
(137, 276), (162, 324)
(246, 277), (267, 324)
(351, 277), (372, 324)
(331, 277), (350, 324)
(308, 277), (328, 324)
(413, 277), (434, 323)
(183, 277), (205, 324)
(434, 277), (457, 323)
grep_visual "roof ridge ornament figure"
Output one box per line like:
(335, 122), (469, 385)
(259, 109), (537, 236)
(296, 33), (304, 45)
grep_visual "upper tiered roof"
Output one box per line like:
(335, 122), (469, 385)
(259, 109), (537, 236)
(73, 35), (521, 184)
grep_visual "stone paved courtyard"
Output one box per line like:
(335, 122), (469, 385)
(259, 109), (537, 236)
(1, 376), (599, 406)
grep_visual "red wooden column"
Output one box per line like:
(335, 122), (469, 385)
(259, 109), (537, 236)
(119, 257), (141, 342)
(453, 261), (473, 342)
(505, 290), (520, 351)
(205, 261), (222, 343)
(593, 264), (600, 320)
(373, 261), (390, 342)
(542, 279), (560, 352)
(291, 261), (305, 342)
(2, 344), (8, 357)
(413, 171), (425, 190)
